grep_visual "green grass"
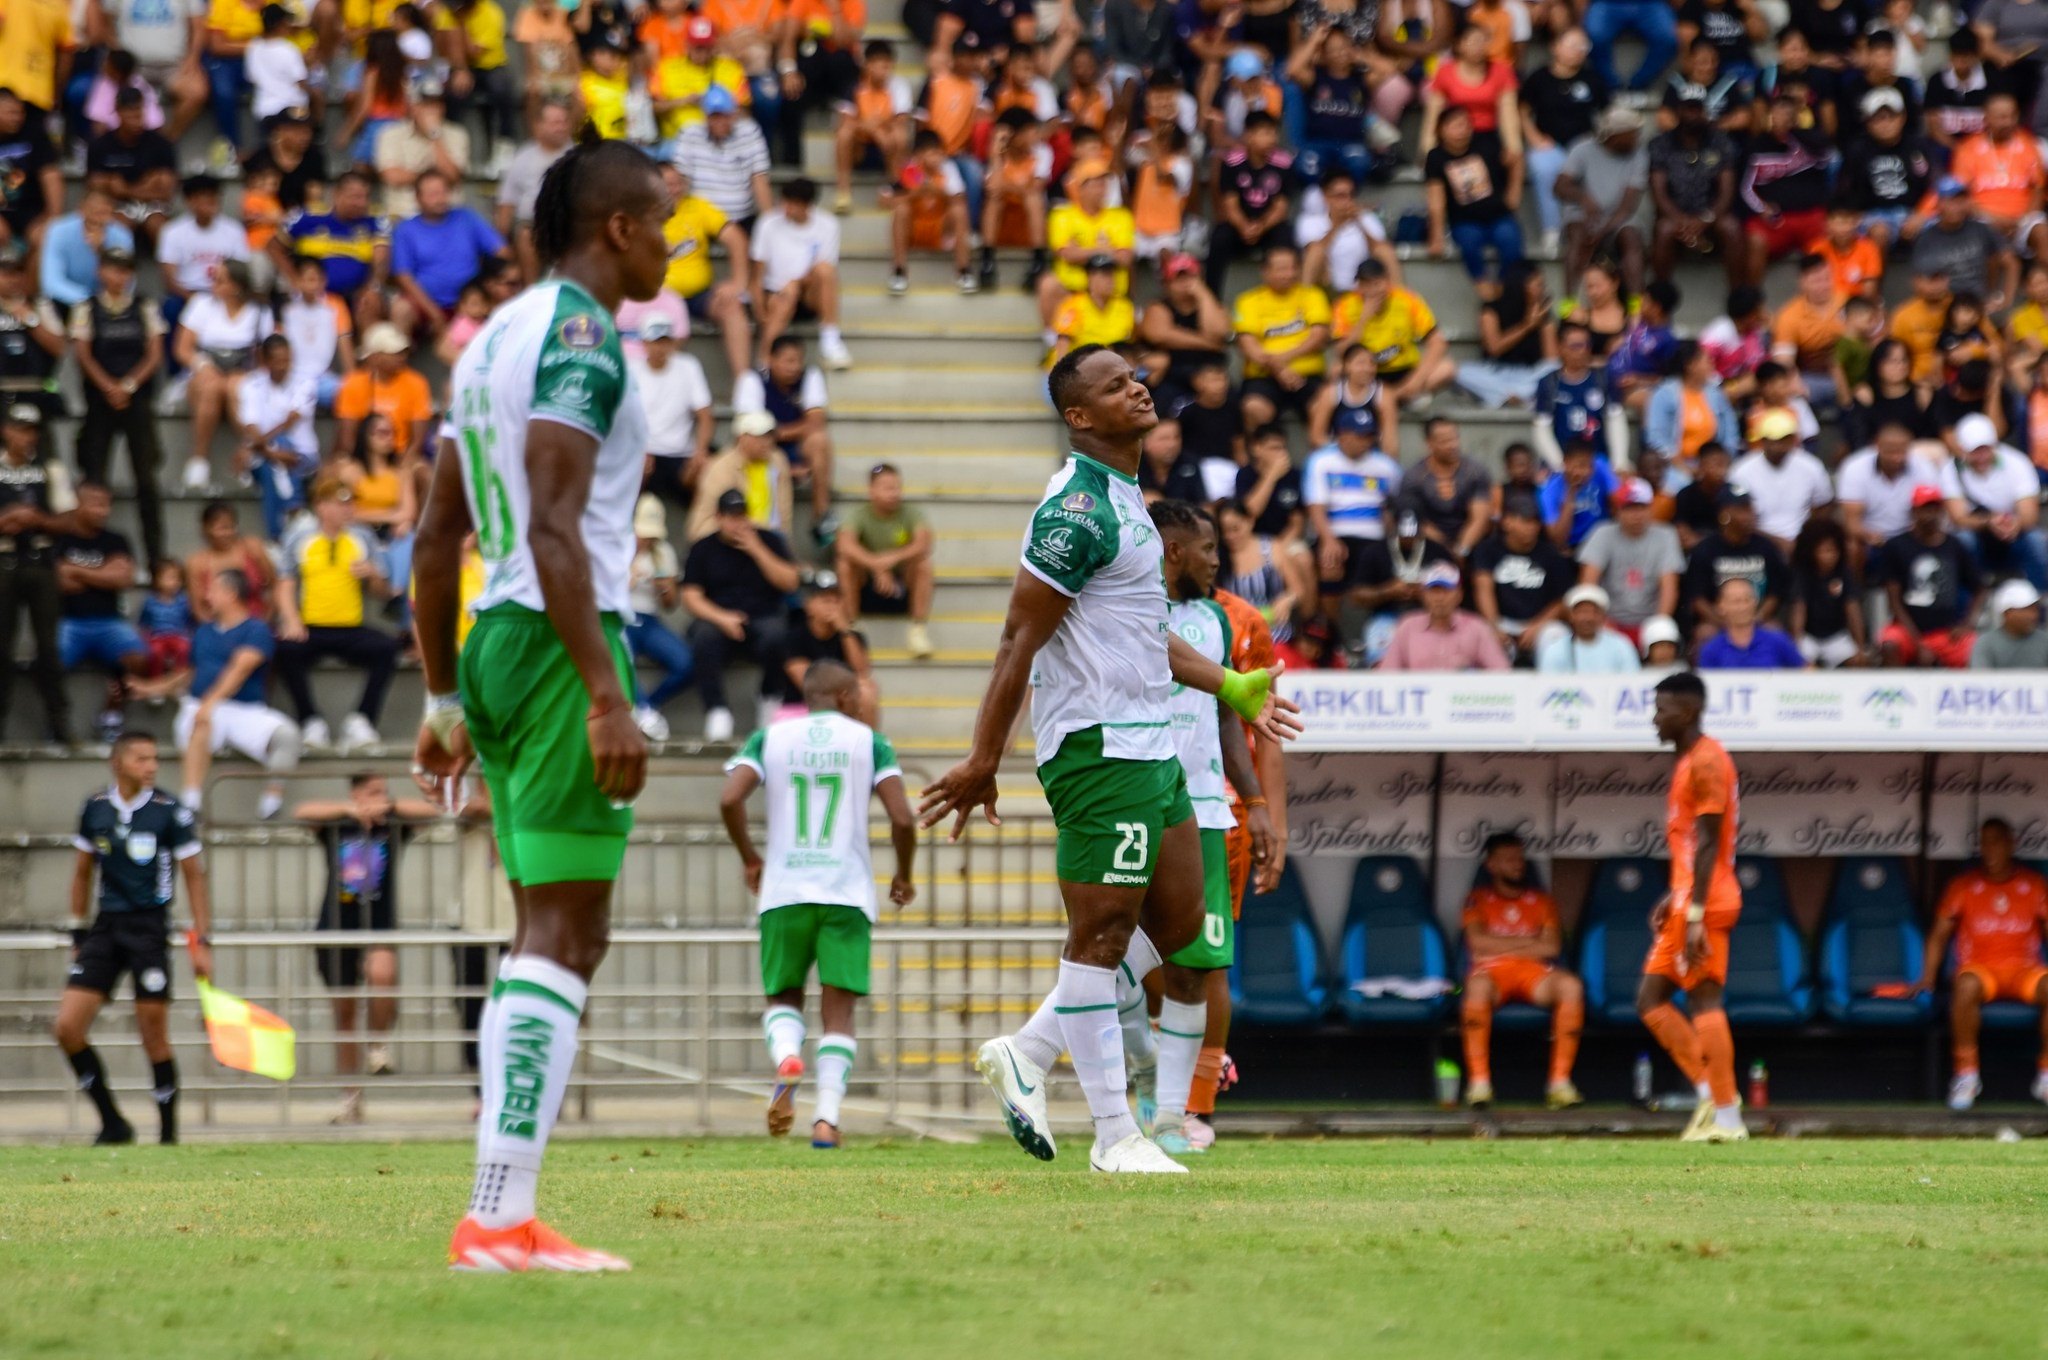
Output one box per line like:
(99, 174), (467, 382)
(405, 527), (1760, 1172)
(5, 1137), (2048, 1359)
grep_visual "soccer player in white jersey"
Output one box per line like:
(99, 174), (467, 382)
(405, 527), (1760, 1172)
(918, 345), (1301, 1175)
(718, 661), (918, 1149)
(1136, 499), (1276, 1154)
(411, 141), (672, 1273)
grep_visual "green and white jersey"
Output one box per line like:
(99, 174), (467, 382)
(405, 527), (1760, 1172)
(1018, 453), (1173, 767)
(727, 711), (902, 920)
(1167, 596), (1236, 831)
(450, 278), (648, 617)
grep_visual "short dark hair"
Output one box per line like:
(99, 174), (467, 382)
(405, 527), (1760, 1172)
(1147, 498), (1208, 537)
(1726, 285), (1764, 318)
(1500, 492), (1540, 521)
(1248, 422), (1287, 445)
(863, 38), (894, 60)
(781, 176), (819, 204)
(1423, 415), (1456, 439)
(1243, 111), (1278, 134)
(1561, 440), (1595, 461)
(215, 567), (250, 599)
(869, 462), (899, 481)
(912, 128), (942, 153)
(1951, 25), (1982, 54)
(1481, 829), (1524, 856)
(1644, 279), (1679, 315)
(769, 334), (805, 357)
(111, 730), (157, 757)
(1797, 251), (1828, 273)
(1654, 671), (1707, 703)
(1983, 815), (2015, 838)
(349, 770), (384, 791)
(1047, 343), (1111, 414)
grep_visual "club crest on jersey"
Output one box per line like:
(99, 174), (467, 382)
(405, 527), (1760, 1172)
(557, 314), (606, 350)
(127, 831), (157, 864)
(1061, 491), (1095, 513)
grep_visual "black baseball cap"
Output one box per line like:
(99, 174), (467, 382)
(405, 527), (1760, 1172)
(716, 489), (749, 515)
(1718, 485), (1753, 508)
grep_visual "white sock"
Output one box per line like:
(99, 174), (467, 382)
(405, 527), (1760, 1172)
(474, 953), (514, 1162)
(1053, 960), (1137, 1149)
(1695, 1080), (1713, 1101)
(1118, 927), (1161, 997)
(763, 1005), (806, 1067)
(471, 956), (588, 1229)
(1116, 927), (1162, 1071)
(814, 1034), (855, 1127)
(1014, 992), (1065, 1071)
(1154, 997), (1206, 1120)
(1714, 1102), (1745, 1131)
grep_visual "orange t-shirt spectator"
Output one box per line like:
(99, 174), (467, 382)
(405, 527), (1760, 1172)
(1773, 254), (1846, 374)
(1948, 121), (2046, 226)
(1810, 214), (1884, 299)
(332, 323), (434, 460)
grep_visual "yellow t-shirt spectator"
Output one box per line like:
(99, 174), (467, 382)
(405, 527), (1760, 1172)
(652, 54), (749, 138)
(283, 524), (378, 628)
(460, 0), (509, 68)
(2010, 300), (2048, 353)
(1233, 285), (1332, 379)
(580, 68), (631, 139)
(664, 195), (728, 298)
(1047, 203), (1135, 293)
(1051, 294), (1135, 363)
(1334, 286), (1438, 375)
(207, 0), (265, 44)
(0, 0), (76, 110)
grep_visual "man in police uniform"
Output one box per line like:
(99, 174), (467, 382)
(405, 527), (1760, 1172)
(53, 731), (213, 1144)
(0, 401), (77, 742)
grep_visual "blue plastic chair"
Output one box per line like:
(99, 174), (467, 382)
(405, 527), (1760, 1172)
(1228, 862), (1331, 1025)
(1336, 857), (1454, 1027)
(1578, 858), (1665, 1026)
(1721, 858), (1816, 1027)
(1819, 857), (1932, 1027)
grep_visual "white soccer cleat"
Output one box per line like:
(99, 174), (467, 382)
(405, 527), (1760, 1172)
(703, 707), (734, 743)
(1465, 1078), (1494, 1109)
(975, 1035), (1056, 1161)
(2032, 1070), (2048, 1106)
(341, 713), (380, 752)
(1679, 1095), (1715, 1140)
(301, 717), (332, 751)
(1950, 1071), (1983, 1112)
(1089, 1131), (1188, 1174)
(1695, 1120), (1750, 1143)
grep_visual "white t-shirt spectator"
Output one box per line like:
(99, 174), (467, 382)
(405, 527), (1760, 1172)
(750, 209), (841, 293)
(1939, 444), (2039, 515)
(497, 140), (570, 224)
(236, 369), (319, 457)
(629, 538), (680, 618)
(1301, 444), (1402, 541)
(732, 365), (829, 416)
(1312, 211), (1389, 290)
(157, 213), (251, 295)
(178, 295), (274, 364)
(1836, 447), (1944, 541)
(244, 35), (308, 119)
(112, 0), (205, 68)
(629, 351), (713, 460)
(280, 293), (349, 389)
(1729, 447), (1834, 541)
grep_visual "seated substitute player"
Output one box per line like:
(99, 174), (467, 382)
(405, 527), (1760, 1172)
(53, 732), (212, 1144)
(1459, 831), (1584, 1110)
(1918, 817), (2048, 1112)
(1638, 670), (1748, 1142)
(1129, 500), (1276, 1155)
(719, 661), (917, 1148)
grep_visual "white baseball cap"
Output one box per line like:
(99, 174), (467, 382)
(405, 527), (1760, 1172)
(1995, 579), (2042, 615)
(1564, 583), (1610, 612)
(1638, 614), (1683, 656)
(1956, 413), (2000, 453)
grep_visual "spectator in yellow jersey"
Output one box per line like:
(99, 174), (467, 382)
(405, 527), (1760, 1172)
(272, 478), (399, 752)
(576, 34), (633, 139)
(444, 0), (521, 178)
(650, 14), (750, 146)
(1037, 160), (1134, 349)
(1050, 255), (1135, 363)
(204, 0), (262, 153)
(656, 163), (753, 383)
(1331, 257), (1459, 409)
(1232, 245), (1331, 430)
(0, 0), (76, 121)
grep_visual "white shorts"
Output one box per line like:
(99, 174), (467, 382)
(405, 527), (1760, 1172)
(1800, 631), (1863, 668)
(1134, 228), (1185, 259)
(176, 696), (296, 762)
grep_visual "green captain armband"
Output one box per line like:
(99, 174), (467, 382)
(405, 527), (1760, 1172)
(1217, 668), (1272, 725)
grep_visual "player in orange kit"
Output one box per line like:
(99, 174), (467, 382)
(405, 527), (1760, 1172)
(1917, 817), (2048, 1112)
(1459, 831), (1584, 1111)
(1637, 671), (1748, 1142)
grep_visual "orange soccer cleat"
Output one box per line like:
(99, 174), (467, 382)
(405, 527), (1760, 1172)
(767, 1055), (804, 1137)
(448, 1217), (632, 1273)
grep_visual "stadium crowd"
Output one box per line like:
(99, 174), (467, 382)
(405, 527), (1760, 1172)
(4, 0), (2048, 779)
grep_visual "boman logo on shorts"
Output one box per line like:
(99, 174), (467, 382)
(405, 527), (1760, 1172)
(557, 313), (606, 350)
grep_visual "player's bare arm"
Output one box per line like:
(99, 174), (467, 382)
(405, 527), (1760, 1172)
(181, 851), (213, 980)
(527, 417), (647, 805)
(917, 569), (1073, 839)
(878, 777), (918, 906)
(412, 435), (475, 786)
(719, 763), (765, 894)
(1215, 693), (1277, 894)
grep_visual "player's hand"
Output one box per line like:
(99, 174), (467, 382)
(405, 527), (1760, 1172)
(1246, 662), (1304, 745)
(1648, 893), (1671, 933)
(1248, 803), (1280, 895)
(187, 934), (214, 981)
(588, 700), (648, 804)
(414, 712), (473, 784)
(742, 855), (763, 894)
(918, 757), (1001, 841)
(1684, 918), (1709, 966)
(889, 873), (916, 906)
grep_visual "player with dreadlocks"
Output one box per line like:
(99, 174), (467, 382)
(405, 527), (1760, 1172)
(413, 140), (672, 1272)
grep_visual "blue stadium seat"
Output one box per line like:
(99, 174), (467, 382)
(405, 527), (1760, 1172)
(1228, 863), (1330, 1025)
(1721, 858), (1815, 1027)
(1819, 857), (1932, 1027)
(1578, 858), (1664, 1026)
(1336, 857), (1453, 1026)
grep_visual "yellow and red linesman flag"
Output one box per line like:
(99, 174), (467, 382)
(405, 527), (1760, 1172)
(195, 978), (297, 1081)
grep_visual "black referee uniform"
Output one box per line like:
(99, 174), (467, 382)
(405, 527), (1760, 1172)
(65, 784), (200, 1142)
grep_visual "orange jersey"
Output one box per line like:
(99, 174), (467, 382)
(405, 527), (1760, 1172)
(1463, 884), (1560, 953)
(1810, 235), (1883, 298)
(638, 10), (695, 60)
(921, 72), (982, 155)
(1950, 132), (2046, 222)
(1667, 735), (1741, 924)
(702, 0), (783, 36)
(1938, 868), (2048, 970)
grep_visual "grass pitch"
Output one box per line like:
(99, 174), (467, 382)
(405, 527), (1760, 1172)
(4, 1136), (2047, 1359)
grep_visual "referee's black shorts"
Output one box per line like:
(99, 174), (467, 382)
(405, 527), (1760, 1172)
(68, 909), (173, 1002)
(316, 895), (396, 989)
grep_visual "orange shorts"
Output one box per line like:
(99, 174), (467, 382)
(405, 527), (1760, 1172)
(1470, 956), (1555, 1003)
(907, 210), (950, 250)
(1959, 960), (2048, 1003)
(1225, 818), (1251, 920)
(1644, 913), (1735, 988)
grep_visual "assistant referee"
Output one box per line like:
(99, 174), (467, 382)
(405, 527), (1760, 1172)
(53, 732), (213, 1144)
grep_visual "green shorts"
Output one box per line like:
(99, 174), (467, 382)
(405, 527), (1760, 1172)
(459, 604), (635, 887)
(760, 902), (874, 996)
(1036, 725), (1194, 888)
(1167, 828), (1236, 970)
